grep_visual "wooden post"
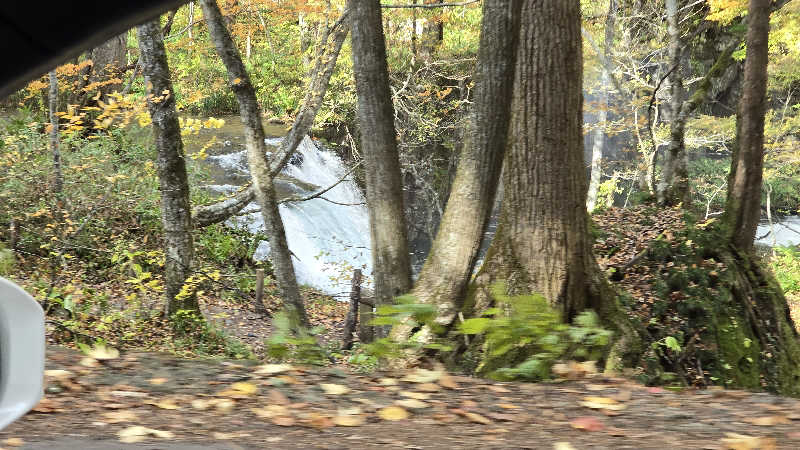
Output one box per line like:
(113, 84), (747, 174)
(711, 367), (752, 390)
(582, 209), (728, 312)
(254, 268), (268, 316)
(9, 218), (18, 252)
(342, 269), (362, 350)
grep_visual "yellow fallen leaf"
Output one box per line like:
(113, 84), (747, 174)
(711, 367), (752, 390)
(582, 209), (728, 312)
(153, 399), (180, 410)
(580, 396), (627, 411)
(254, 363), (295, 375)
(4, 438), (24, 447)
(496, 403), (520, 410)
(320, 383), (350, 395)
(395, 398), (429, 409)
(745, 416), (790, 426)
(191, 399), (211, 410)
(378, 406), (410, 421)
(252, 405), (289, 418)
(117, 426), (149, 444)
(463, 412), (493, 425)
(213, 398), (236, 413)
(333, 415), (366, 426)
(271, 416), (296, 427)
(378, 378), (398, 386)
(79, 357), (99, 368)
(553, 442), (577, 450)
(400, 390), (430, 400)
(102, 410), (139, 423)
(44, 369), (73, 380)
(438, 374), (459, 389)
(86, 343), (119, 360)
(231, 381), (258, 395)
(402, 368), (443, 383)
(149, 377), (169, 386)
(721, 432), (776, 450)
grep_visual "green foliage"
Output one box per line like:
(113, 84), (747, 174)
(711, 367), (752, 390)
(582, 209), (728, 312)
(467, 284), (612, 381)
(264, 310), (329, 365)
(171, 309), (253, 359)
(0, 243), (15, 276)
(770, 246), (800, 295)
(592, 177), (623, 213)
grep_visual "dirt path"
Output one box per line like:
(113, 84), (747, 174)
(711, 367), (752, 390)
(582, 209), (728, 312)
(3, 346), (800, 449)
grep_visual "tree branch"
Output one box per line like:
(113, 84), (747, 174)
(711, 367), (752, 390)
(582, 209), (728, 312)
(381, 0), (480, 8)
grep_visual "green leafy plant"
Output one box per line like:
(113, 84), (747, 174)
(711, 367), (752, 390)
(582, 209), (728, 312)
(464, 284), (612, 380)
(264, 310), (329, 365)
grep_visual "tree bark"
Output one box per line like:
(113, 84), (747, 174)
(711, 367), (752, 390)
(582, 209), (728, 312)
(462, 0), (640, 372)
(90, 33), (127, 99)
(349, 0), (413, 338)
(657, 0), (690, 207)
(48, 70), (63, 195)
(393, 0), (521, 339)
(200, 0), (309, 327)
(586, 0), (616, 212)
(137, 20), (198, 316)
(725, 0), (770, 252)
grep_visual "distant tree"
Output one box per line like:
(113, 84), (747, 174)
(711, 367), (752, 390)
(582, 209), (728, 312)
(48, 70), (63, 195)
(90, 34), (127, 100)
(349, 0), (413, 337)
(137, 20), (198, 316)
(725, 0), (771, 251)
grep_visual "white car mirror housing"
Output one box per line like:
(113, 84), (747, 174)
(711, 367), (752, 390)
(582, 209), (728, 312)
(0, 277), (45, 430)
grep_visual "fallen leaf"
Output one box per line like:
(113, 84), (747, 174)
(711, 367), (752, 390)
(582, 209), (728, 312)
(417, 383), (441, 392)
(320, 383), (350, 395)
(271, 416), (296, 427)
(118, 426), (173, 444)
(378, 406), (410, 421)
(333, 415), (366, 426)
(438, 374), (459, 389)
(400, 390), (430, 400)
(570, 416), (605, 432)
(378, 378), (398, 386)
(254, 364), (294, 375)
(102, 410), (139, 423)
(721, 433), (776, 450)
(3, 438), (24, 447)
(86, 343), (119, 360)
(745, 416), (790, 426)
(553, 443), (577, 450)
(402, 368), (443, 383)
(487, 385), (511, 393)
(307, 413), (334, 429)
(395, 399), (429, 409)
(252, 405), (289, 418)
(79, 357), (99, 368)
(496, 403), (520, 410)
(581, 396), (626, 411)
(463, 412), (493, 425)
(148, 377), (169, 386)
(266, 389), (290, 405)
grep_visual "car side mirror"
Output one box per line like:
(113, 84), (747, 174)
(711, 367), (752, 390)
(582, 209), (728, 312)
(0, 277), (45, 430)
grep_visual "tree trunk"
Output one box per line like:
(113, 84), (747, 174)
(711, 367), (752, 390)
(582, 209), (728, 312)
(392, 0), (521, 340)
(586, 0), (617, 212)
(200, 0), (309, 327)
(657, 0), (690, 207)
(349, 0), (413, 338)
(90, 33), (127, 99)
(137, 20), (198, 316)
(469, 0), (639, 367)
(725, 0), (770, 252)
(48, 70), (63, 195)
(418, 1), (443, 63)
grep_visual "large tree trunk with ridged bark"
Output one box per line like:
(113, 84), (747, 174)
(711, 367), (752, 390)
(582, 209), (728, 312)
(201, 0), (309, 326)
(468, 0), (639, 368)
(349, 0), (413, 338)
(137, 20), (198, 316)
(391, 0), (521, 342)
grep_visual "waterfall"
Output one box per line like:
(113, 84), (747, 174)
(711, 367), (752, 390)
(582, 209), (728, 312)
(205, 136), (372, 295)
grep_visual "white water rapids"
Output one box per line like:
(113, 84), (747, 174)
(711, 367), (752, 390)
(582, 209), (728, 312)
(205, 136), (372, 295)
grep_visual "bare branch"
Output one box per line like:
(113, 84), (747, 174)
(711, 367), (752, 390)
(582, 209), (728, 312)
(279, 161), (362, 204)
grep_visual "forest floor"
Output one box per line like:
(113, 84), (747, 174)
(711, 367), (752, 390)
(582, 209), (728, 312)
(3, 345), (800, 449)
(5, 206), (800, 449)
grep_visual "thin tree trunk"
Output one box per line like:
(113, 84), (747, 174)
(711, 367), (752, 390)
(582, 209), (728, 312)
(188, 2), (195, 39)
(349, 0), (412, 338)
(191, 13), (350, 227)
(392, 0), (521, 341)
(137, 20), (198, 316)
(725, 0), (771, 252)
(657, 0), (690, 207)
(90, 34), (127, 99)
(48, 70), (63, 195)
(586, 0), (617, 212)
(200, 0), (309, 327)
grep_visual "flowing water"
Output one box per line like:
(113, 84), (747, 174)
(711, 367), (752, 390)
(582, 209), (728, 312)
(756, 216), (800, 248)
(188, 117), (371, 295)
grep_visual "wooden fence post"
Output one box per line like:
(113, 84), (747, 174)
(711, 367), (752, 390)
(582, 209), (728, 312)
(342, 269), (362, 350)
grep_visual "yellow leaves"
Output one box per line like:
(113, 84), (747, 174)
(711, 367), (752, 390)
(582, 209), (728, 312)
(744, 415), (791, 426)
(218, 381), (259, 398)
(254, 363), (295, 375)
(117, 425), (174, 443)
(580, 396), (627, 411)
(721, 433), (777, 450)
(707, 0), (748, 24)
(402, 367), (444, 383)
(3, 437), (25, 447)
(137, 112), (153, 127)
(377, 406), (410, 421)
(319, 383), (350, 395)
